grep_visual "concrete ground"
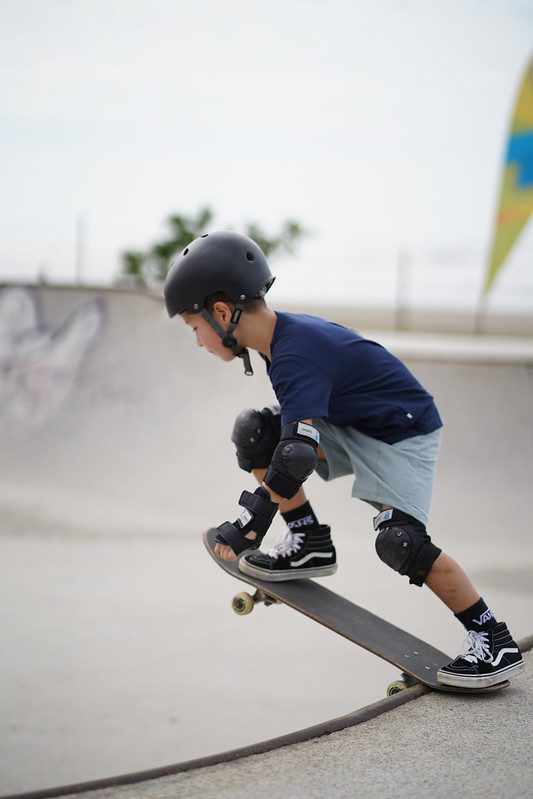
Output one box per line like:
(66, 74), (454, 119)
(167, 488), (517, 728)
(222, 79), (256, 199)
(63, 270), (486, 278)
(1, 286), (532, 796)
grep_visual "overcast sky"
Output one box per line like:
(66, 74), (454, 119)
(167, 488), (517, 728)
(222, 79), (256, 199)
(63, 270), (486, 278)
(1, 0), (532, 306)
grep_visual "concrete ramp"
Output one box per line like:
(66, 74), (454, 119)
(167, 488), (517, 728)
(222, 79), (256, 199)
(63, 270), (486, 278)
(0, 285), (277, 536)
(1, 285), (532, 797)
(2, 284), (533, 539)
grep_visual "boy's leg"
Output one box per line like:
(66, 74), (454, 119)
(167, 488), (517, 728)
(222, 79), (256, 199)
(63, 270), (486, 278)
(252, 468), (308, 515)
(379, 507), (479, 614)
(424, 552), (524, 687)
(338, 425), (520, 683)
(227, 406), (336, 577)
(238, 449), (338, 580)
(433, 578), (525, 686)
(250, 439), (327, 514)
(374, 507), (524, 687)
(424, 551), (479, 613)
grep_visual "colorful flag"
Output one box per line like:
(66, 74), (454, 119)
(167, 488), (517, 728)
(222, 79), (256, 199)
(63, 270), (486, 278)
(484, 56), (533, 294)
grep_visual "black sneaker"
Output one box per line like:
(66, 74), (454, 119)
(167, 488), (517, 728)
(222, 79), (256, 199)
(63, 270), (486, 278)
(437, 622), (524, 688)
(238, 524), (337, 581)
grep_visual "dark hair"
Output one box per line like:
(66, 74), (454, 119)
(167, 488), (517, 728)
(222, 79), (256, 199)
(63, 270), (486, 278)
(204, 292), (266, 315)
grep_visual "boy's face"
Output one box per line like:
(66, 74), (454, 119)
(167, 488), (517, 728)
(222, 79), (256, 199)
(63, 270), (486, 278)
(181, 306), (236, 364)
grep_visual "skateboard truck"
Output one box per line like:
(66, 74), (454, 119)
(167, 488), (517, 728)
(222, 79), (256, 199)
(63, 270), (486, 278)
(232, 589), (281, 615)
(387, 672), (420, 695)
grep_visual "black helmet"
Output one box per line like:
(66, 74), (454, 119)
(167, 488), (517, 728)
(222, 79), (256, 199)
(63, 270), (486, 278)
(164, 230), (275, 317)
(164, 231), (275, 377)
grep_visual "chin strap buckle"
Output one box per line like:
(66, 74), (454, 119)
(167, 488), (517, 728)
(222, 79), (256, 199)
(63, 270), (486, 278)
(200, 304), (253, 376)
(239, 348), (253, 376)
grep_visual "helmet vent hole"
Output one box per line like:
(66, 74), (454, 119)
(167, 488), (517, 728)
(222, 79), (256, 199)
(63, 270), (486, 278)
(183, 248), (189, 255)
(201, 234), (208, 238)
(246, 252), (255, 261)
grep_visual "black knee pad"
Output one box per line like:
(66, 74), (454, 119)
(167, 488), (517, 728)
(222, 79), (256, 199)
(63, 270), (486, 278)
(373, 509), (441, 587)
(231, 406), (281, 472)
(264, 421), (319, 499)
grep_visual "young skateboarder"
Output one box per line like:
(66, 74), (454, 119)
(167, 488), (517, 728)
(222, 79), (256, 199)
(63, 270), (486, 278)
(164, 230), (524, 689)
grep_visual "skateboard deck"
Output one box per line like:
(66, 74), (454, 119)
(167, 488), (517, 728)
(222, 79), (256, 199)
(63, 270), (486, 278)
(204, 529), (509, 695)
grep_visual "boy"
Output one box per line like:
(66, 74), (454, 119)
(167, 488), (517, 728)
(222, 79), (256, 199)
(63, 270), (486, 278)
(164, 230), (524, 689)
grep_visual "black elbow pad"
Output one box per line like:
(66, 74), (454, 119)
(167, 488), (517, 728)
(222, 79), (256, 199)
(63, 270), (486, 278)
(264, 422), (319, 499)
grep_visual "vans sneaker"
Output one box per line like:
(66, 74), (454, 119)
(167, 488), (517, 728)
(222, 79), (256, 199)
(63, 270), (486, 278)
(238, 524), (337, 581)
(437, 622), (524, 688)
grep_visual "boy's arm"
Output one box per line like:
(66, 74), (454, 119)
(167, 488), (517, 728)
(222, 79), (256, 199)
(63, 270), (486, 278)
(213, 486), (278, 561)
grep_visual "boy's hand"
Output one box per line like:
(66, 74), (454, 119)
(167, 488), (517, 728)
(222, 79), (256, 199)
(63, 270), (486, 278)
(214, 530), (257, 561)
(214, 542), (238, 561)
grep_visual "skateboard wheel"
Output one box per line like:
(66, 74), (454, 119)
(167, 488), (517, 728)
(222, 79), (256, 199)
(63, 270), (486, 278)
(232, 591), (255, 615)
(387, 680), (408, 696)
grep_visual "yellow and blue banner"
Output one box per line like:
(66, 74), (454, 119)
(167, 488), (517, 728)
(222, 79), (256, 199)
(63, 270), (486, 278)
(484, 56), (533, 294)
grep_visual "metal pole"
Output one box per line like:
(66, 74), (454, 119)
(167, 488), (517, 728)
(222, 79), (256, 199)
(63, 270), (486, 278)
(395, 249), (409, 331)
(474, 254), (490, 335)
(75, 215), (85, 284)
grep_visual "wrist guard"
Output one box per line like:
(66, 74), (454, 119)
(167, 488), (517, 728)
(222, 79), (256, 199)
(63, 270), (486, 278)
(264, 421), (319, 499)
(215, 486), (278, 555)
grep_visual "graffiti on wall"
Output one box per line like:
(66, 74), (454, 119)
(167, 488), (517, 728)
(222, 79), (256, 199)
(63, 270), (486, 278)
(0, 287), (105, 429)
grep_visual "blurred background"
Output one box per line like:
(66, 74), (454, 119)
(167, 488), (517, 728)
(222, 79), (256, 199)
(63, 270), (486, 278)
(2, 0), (533, 322)
(1, 1), (532, 795)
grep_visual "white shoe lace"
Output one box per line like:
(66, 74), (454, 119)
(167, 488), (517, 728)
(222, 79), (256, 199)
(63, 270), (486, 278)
(461, 630), (493, 664)
(268, 529), (306, 560)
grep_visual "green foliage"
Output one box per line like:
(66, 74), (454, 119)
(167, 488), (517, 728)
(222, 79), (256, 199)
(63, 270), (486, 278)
(118, 207), (305, 288)
(244, 220), (305, 257)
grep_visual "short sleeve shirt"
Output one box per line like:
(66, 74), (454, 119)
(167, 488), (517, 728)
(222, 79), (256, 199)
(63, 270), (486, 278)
(266, 312), (442, 445)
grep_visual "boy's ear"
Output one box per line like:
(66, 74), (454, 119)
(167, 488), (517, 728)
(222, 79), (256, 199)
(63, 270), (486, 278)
(212, 301), (233, 322)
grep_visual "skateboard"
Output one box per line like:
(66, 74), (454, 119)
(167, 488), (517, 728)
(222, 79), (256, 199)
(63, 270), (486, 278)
(204, 528), (509, 695)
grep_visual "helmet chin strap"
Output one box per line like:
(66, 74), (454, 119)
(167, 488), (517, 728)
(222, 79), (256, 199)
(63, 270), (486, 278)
(199, 305), (253, 376)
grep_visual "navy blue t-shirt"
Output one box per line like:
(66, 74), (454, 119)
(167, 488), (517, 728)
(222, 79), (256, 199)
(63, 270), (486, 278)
(266, 312), (442, 445)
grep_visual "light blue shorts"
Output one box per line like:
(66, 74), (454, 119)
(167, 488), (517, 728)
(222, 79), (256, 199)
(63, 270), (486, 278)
(312, 419), (442, 526)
